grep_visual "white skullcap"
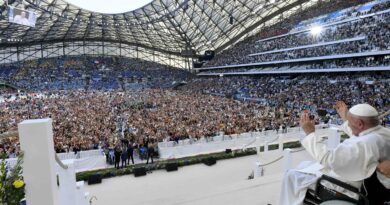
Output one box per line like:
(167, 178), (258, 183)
(349, 104), (378, 117)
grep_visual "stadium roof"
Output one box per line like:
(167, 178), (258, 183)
(0, 0), (317, 56)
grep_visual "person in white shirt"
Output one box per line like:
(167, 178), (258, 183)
(279, 101), (390, 205)
(13, 11), (30, 26)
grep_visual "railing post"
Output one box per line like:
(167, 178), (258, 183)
(283, 148), (292, 172)
(253, 161), (264, 178)
(57, 160), (77, 205)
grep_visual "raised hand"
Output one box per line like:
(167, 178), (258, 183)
(299, 113), (315, 135)
(335, 101), (348, 121)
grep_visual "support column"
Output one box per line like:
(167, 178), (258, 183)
(18, 119), (60, 205)
(283, 148), (292, 172)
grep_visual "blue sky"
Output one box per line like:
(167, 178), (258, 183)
(65, 0), (153, 14)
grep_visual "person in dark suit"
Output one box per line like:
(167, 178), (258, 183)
(146, 138), (156, 164)
(121, 148), (128, 168)
(127, 141), (134, 165)
(114, 146), (121, 169)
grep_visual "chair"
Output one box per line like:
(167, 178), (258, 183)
(304, 175), (369, 205)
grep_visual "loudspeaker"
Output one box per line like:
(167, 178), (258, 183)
(88, 173), (102, 185)
(225, 149), (232, 154)
(166, 163), (178, 172)
(133, 167), (147, 177)
(203, 157), (217, 166)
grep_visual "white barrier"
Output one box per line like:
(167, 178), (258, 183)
(57, 149), (104, 160)
(158, 124), (329, 159)
(3, 153), (107, 173)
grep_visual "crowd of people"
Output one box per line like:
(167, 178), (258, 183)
(0, 89), (291, 159)
(0, 86), (16, 96)
(1, 0), (390, 163)
(205, 0), (390, 67)
(0, 56), (193, 91)
(198, 55), (390, 74)
(182, 73), (390, 115)
(1, 71), (389, 159)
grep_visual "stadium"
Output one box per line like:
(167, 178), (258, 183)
(0, 0), (389, 204)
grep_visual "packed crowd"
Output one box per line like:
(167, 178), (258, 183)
(205, 0), (390, 67)
(0, 56), (193, 91)
(1, 72), (390, 158)
(0, 89), (287, 158)
(198, 55), (390, 74)
(0, 86), (16, 95)
(182, 73), (390, 117)
(2, 0), (390, 161)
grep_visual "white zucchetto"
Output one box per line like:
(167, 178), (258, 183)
(349, 104), (378, 117)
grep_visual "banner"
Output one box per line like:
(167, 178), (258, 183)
(8, 6), (36, 27)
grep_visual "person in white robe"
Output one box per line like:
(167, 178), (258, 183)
(13, 11), (30, 26)
(279, 101), (390, 205)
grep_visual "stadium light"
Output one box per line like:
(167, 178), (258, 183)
(310, 26), (323, 36)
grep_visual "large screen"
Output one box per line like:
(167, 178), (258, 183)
(8, 6), (36, 27)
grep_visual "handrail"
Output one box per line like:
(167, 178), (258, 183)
(55, 154), (68, 169)
(257, 147), (305, 167)
(241, 135), (257, 151)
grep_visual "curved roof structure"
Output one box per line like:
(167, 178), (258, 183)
(0, 0), (317, 56)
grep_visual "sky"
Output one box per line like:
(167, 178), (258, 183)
(65, 0), (153, 14)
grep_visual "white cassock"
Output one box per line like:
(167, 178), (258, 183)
(279, 121), (390, 205)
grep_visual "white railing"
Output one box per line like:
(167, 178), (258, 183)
(2, 149), (106, 173)
(158, 124), (329, 159)
(56, 149), (105, 160)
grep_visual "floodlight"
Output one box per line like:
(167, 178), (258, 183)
(310, 26), (323, 36)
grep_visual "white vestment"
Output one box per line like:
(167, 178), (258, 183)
(279, 121), (390, 205)
(13, 15), (30, 26)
